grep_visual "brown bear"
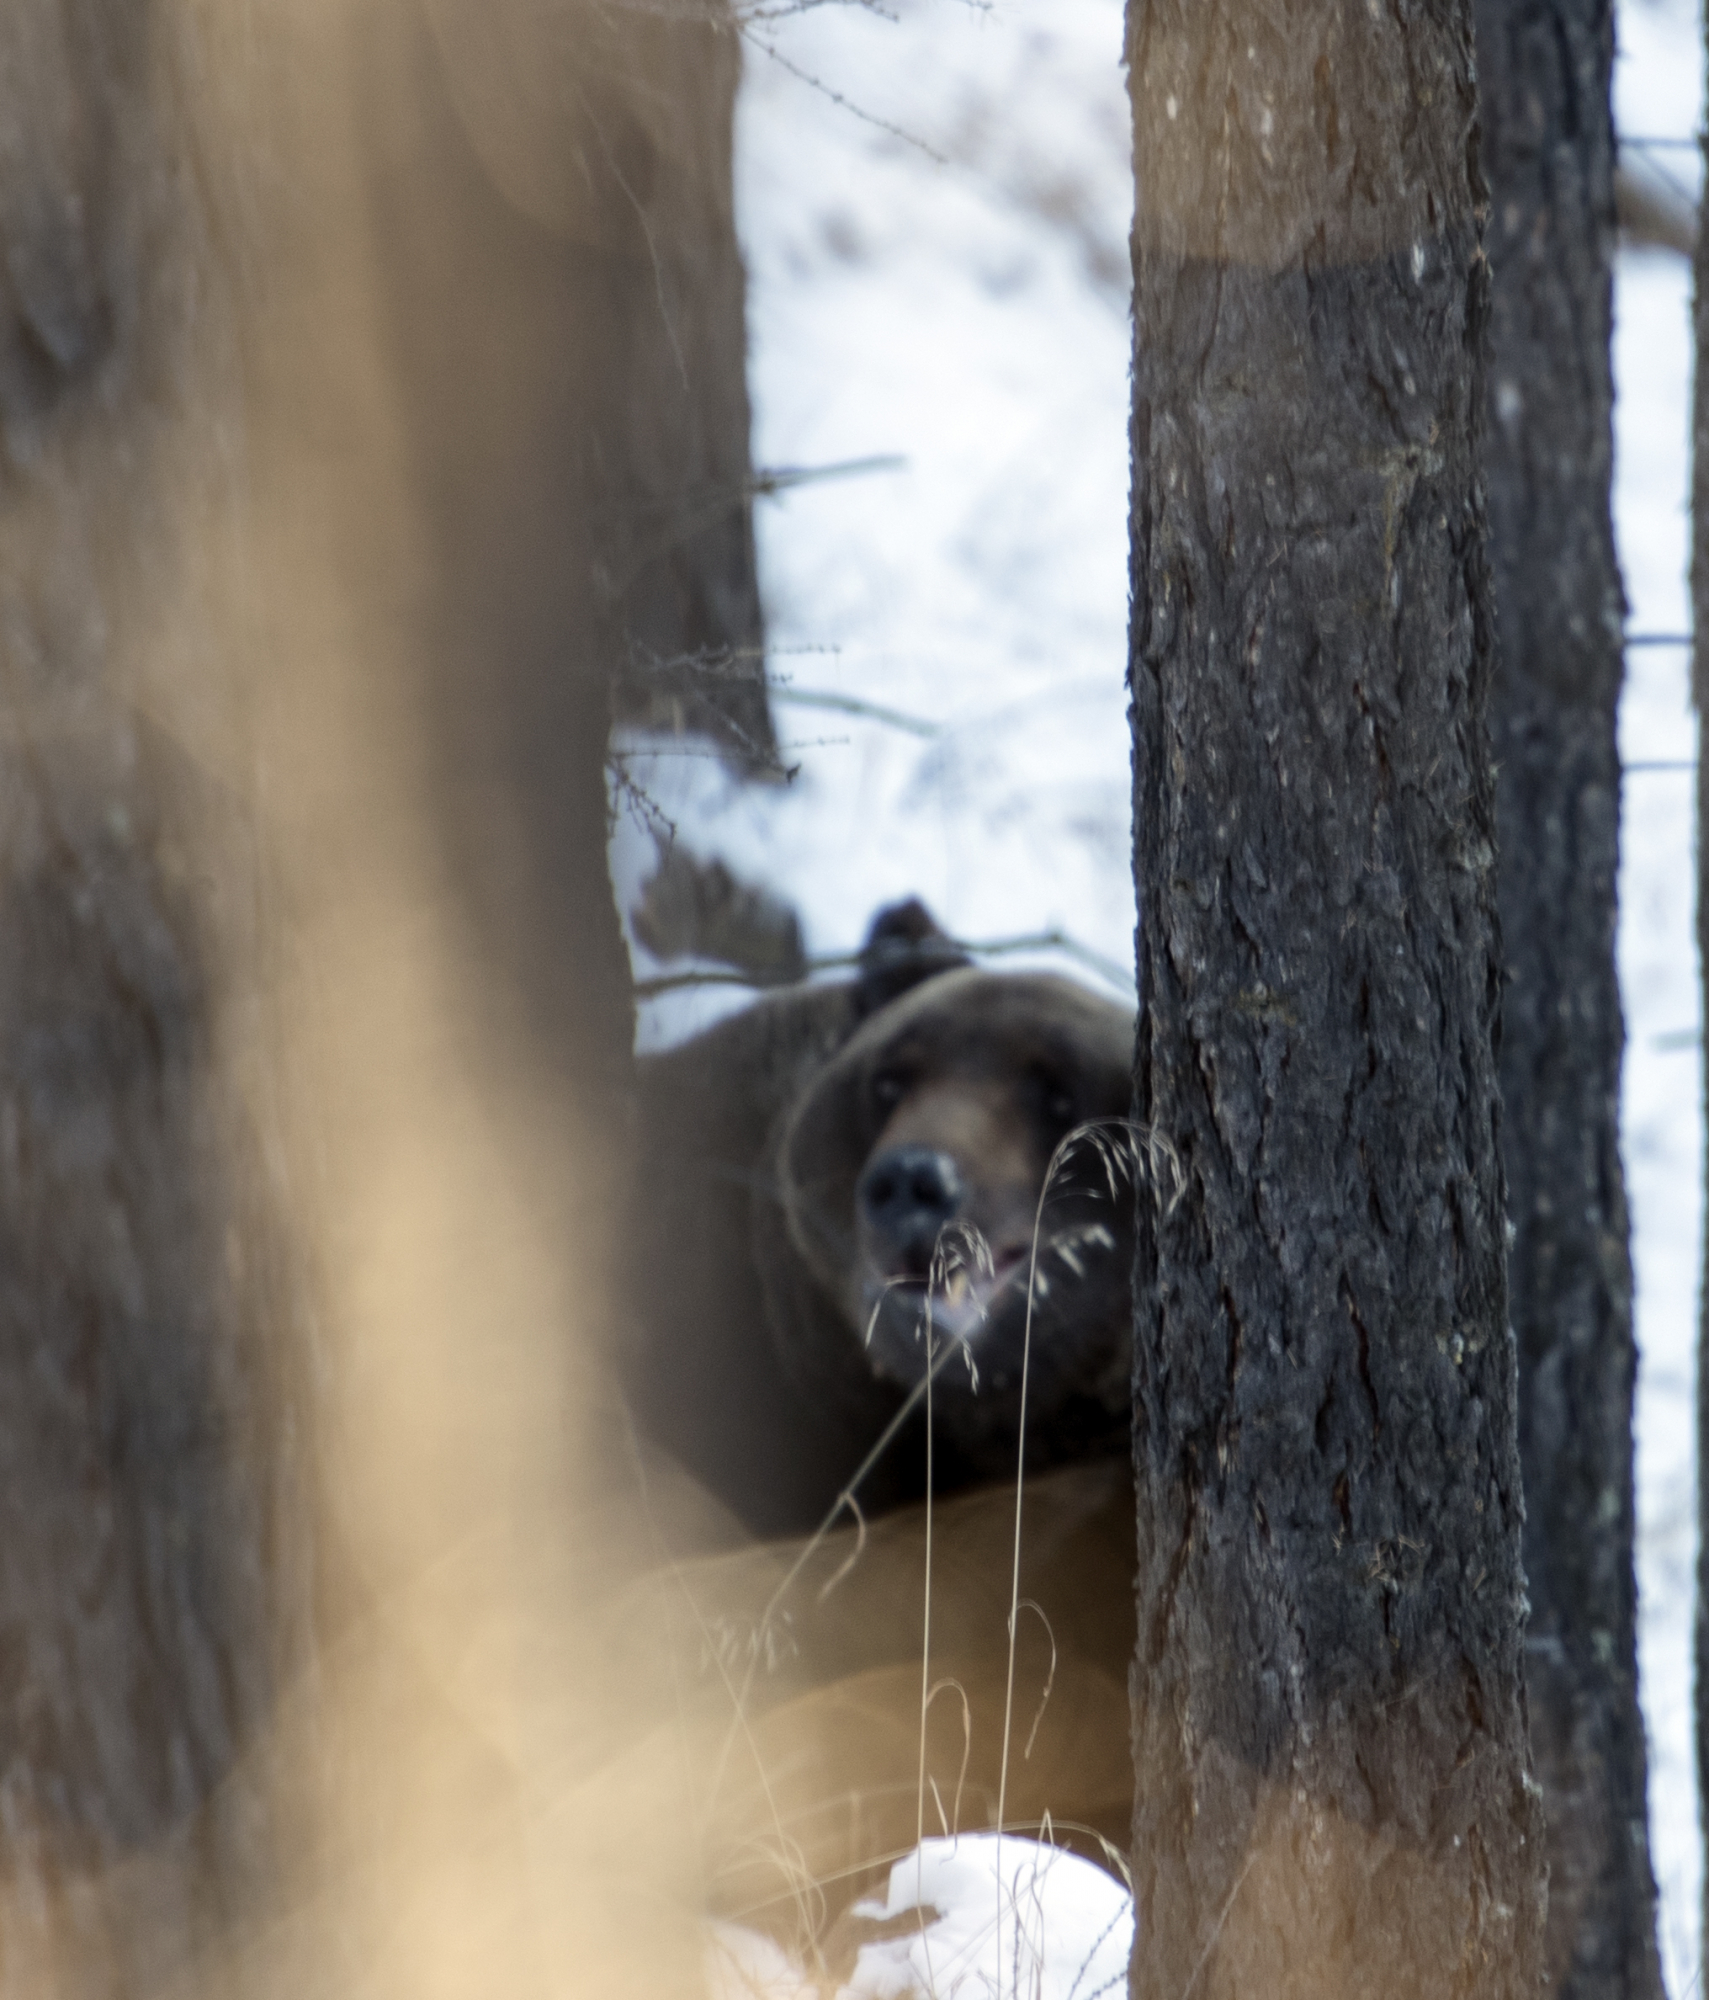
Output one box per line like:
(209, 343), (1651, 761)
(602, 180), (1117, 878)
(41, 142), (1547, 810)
(625, 900), (1139, 1540)
(621, 904), (1148, 1923)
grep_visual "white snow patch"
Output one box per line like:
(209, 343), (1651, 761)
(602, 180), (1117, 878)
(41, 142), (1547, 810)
(1615, 245), (1703, 1997)
(705, 1836), (1133, 2000)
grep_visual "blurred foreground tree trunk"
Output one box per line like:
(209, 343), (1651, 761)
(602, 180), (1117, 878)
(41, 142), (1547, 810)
(1125, 3), (1546, 1995)
(0, 2), (757, 1993)
(1474, 0), (1664, 1991)
(0, 9), (316, 1987)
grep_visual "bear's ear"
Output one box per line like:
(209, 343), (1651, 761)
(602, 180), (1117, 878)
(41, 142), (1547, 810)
(854, 898), (970, 1021)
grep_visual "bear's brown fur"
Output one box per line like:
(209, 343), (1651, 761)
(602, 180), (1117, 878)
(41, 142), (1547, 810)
(623, 903), (1144, 1929)
(626, 901), (1138, 1539)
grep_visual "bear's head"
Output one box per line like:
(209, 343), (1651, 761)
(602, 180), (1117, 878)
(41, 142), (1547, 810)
(757, 965), (1138, 1479)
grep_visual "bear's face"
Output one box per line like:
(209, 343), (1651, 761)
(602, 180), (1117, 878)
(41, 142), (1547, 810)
(774, 969), (1136, 1467)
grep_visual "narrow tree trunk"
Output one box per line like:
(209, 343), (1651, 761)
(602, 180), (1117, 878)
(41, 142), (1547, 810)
(1475, 0), (1664, 1991)
(1126, 4), (1546, 1995)
(1691, 51), (1709, 1982)
(235, 0), (759, 1985)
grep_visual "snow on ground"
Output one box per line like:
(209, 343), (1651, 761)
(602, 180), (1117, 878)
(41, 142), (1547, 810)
(609, 0), (1708, 1986)
(706, 1837), (1133, 2000)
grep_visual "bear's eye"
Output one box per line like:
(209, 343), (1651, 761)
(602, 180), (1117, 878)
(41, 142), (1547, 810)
(1033, 1068), (1077, 1130)
(871, 1070), (907, 1112)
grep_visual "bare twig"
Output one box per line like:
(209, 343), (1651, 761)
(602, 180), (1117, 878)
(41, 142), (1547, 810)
(633, 925), (1136, 1000)
(752, 453), (908, 495)
(735, 0), (899, 21)
(744, 32), (948, 162)
(771, 686), (939, 735)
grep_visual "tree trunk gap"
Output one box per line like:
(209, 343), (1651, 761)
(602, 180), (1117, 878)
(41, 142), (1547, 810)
(1126, 3), (1547, 1994)
(1475, 0), (1665, 1991)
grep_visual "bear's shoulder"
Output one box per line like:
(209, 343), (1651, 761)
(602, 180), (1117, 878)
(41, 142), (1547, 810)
(636, 980), (860, 1171)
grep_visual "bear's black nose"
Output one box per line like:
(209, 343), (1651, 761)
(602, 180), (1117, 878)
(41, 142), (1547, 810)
(858, 1145), (964, 1271)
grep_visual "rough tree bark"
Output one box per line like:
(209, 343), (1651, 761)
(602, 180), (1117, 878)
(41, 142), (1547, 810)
(1475, 0), (1664, 1991)
(0, 1), (758, 1991)
(1125, 3), (1547, 1995)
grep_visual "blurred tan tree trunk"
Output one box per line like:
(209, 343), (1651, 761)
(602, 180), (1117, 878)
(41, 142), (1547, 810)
(0, 9), (315, 1986)
(0, 3), (757, 1993)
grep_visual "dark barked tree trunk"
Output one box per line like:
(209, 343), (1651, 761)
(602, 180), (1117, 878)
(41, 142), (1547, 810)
(1125, 3), (1547, 1996)
(1474, 0), (1665, 1992)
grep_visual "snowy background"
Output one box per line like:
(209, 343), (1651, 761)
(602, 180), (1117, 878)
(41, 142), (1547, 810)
(1614, 0), (1702, 1986)
(609, 0), (1707, 1986)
